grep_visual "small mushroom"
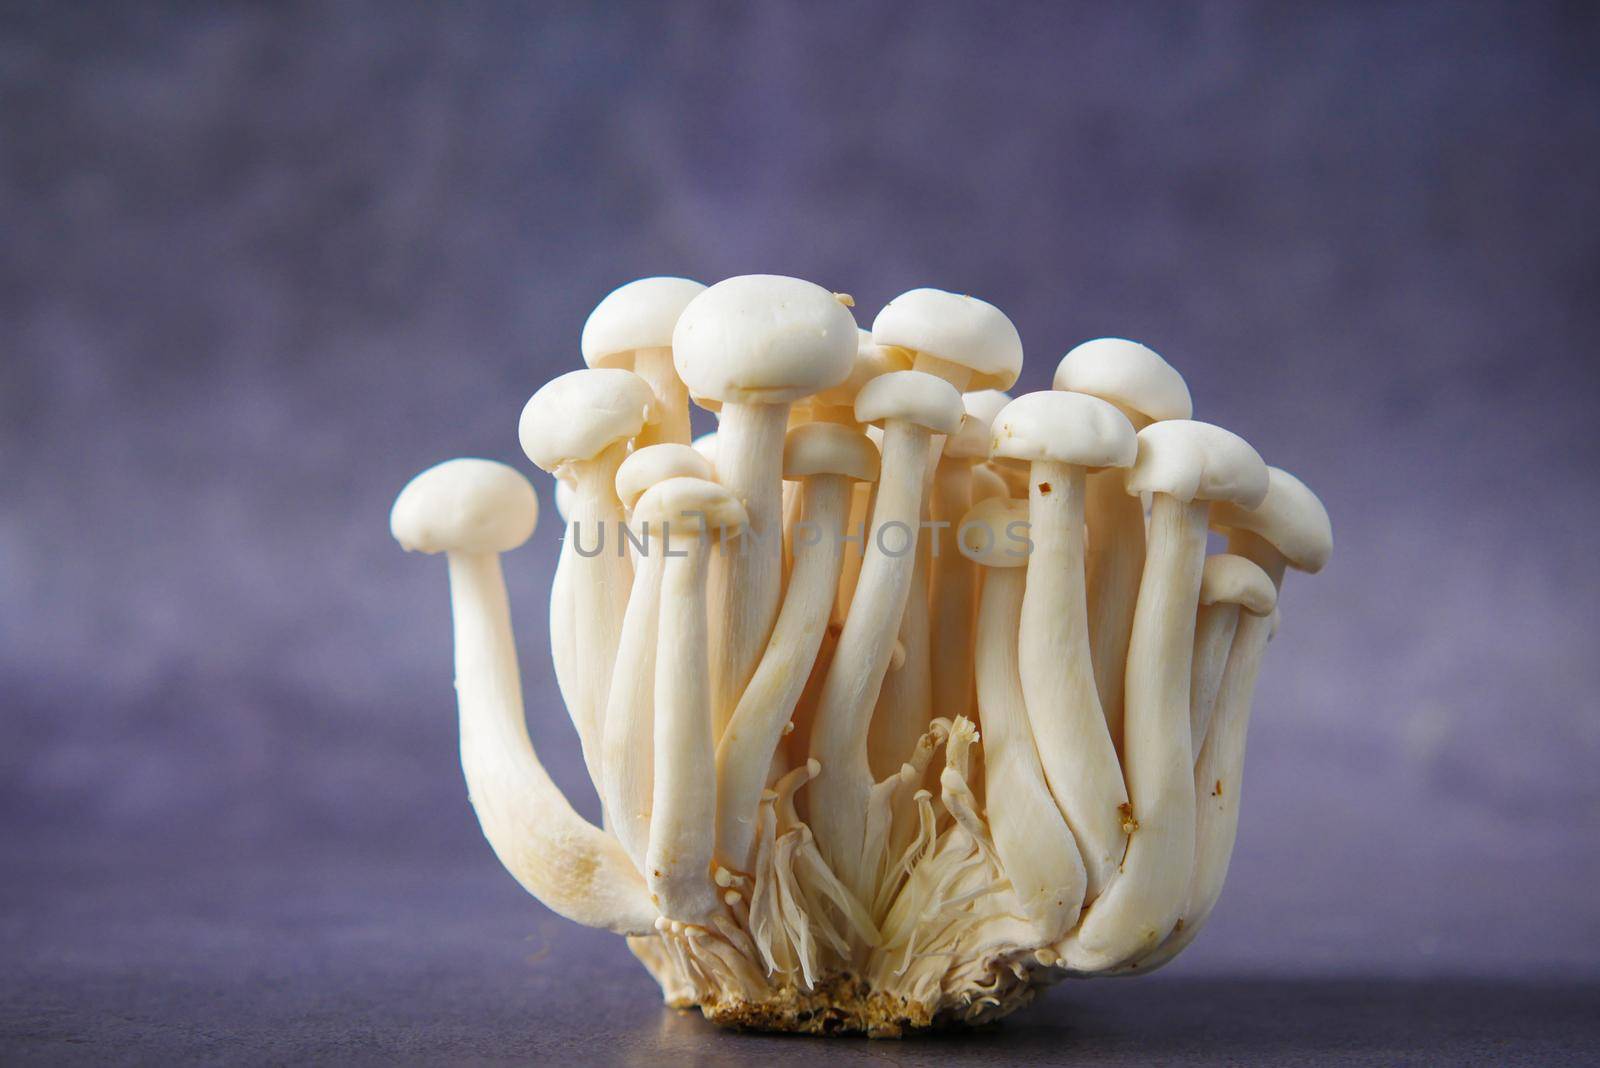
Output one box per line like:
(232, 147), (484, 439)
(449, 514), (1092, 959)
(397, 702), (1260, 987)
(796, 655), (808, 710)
(990, 390), (1137, 900)
(582, 277), (706, 447)
(1053, 339), (1193, 753)
(602, 444), (715, 873)
(1209, 466), (1334, 591)
(673, 276), (858, 739)
(391, 459), (655, 934)
(632, 476), (750, 922)
(1189, 554), (1277, 754)
(1062, 419), (1266, 970)
(519, 368), (654, 794)
(959, 496), (1088, 941)
(715, 423), (880, 872)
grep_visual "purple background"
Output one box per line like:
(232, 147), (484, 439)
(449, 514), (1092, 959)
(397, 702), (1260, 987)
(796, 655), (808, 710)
(3, 2), (1598, 1062)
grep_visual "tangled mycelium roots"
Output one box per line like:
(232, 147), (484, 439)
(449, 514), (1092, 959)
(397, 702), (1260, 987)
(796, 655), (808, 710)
(390, 277), (1333, 1037)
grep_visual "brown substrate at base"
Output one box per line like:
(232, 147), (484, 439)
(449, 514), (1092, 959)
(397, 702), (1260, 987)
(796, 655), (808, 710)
(691, 973), (1036, 1038)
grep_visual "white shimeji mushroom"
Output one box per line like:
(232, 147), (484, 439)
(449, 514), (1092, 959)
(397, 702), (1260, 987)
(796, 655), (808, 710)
(673, 276), (858, 739)
(959, 495), (1088, 941)
(1189, 554), (1277, 753)
(603, 444), (716, 873)
(391, 459), (656, 934)
(632, 476), (750, 922)
(990, 390), (1137, 900)
(715, 423), (880, 872)
(519, 368), (653, 792)
(1061, 419), (1267, 970)
(1053, 339), (1192, 753)
(582, 277), (706, 447)
(1210, 466), (1334, 591)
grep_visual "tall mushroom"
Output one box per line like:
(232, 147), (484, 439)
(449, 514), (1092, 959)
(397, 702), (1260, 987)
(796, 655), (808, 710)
(632, 476), (750, 923)
(1189, 554), (1277, 753)
(959, 495), (1088, 941)
(519, 368), (654, 795)
(672, 276), (858, 739)
(582, 277), (706, 447)
(715, 423), (879, 872)
(603, 444), (716, 873)
(390, 459), (656, 934)
(1061, 419), (1267, 970)
(990, 390), (1137, 900)
(1053, 339), (1193, 753)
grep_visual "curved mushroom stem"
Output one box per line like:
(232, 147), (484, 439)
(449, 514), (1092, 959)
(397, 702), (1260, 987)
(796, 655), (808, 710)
(1227, 528), (1289, 589)
(715, 476), (852, 872)
(706, 402), (788, 738)
(1189, 601), (1241, 756)
(1061, 493), (1204, 970)
(1121, 608), (1273, 973)
(549, 536), (579, 740)
(1084, 468), (1144, 754)
(601, 545), (666, 873)
(567, 442), (633, 795)
(833, 481), (872, 625)
(631, 347), (690, 447)
(1018, 464), (1129, 900)
(647, 526), (723, 923)
(929, 458), (977, 721)
(867, 522), (932, 778)
(977, 564), (1088, 941)
(444, 550), (657, 935)
(809, 420), (934, 899)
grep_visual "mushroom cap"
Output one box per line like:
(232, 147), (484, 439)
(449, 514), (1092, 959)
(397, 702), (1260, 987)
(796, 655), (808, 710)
(581, 277), (707, 369)
(955, 495), (1031, 568)
(807, 330), (912, 410)
(962, 388), (1012, 427)
(553, 477), (576, 523)
(783, 422), (880, 482)
(1199, 553), (1278, 615)
(519, 368), (654, 474)
(1210, 466), (1333, 573)
(615, 443), (714, 511)
(671, 275), (858, 405)
(1126, 420), (1269, 507)
(1053, 338), (1192, 424)
(690, 431), (718, 468)
(391, 458), (538, 555)
(872, 288), (1023, 391)
(855, 370), (964, 434)
(631, 476), (749, 536)
(942, 413), (992, 460)
(970, 462), (1010, 503)
(989, 390), (1137, 470)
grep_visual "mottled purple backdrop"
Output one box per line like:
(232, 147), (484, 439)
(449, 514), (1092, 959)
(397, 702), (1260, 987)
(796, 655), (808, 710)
(3, 1), (1599, 1061)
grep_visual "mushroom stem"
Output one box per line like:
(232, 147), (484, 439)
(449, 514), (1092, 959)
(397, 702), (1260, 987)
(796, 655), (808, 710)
(631, 347), (690, 446)
(867, 522), (932, 778)
(928, 458), (977, 721)
(601, 547), (666, 874)
(1084, 468), (1144, 754)
(1189, 601), (1241, 755)
(445, 551), (657, 935)
(567, 443), (632, 793)
(833, 481), (872, 624)
(1018, 463), (1130, 900)
(976, 563), (1088, 941)
(715, 475), (852, 872)
(706, 401), (788, 737)
(1227, 528), (1289, 589)
(1062, 494), (1205, 969)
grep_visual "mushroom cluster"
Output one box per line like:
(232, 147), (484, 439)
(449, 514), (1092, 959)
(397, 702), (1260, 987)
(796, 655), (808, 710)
(390, 275), (1332, 1036)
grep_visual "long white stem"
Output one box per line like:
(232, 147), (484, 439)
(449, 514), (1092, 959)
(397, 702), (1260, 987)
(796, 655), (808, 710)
(632, 347), (690, 447)
(647, 533), (721, 922)
(715, 476), (851, 871)
(706, 402), (788, 738)
(445, 551), (656, 935)
(1018, 463), (1129, 901)
(833, 481), (872, 625)
(808, 420), (933, 899)
(567, 443), (631, 795)
(1084, 470), (1144, 754)
(1061, 494), (1205, 970)
(977, 566), (1088, 941)
(928, 459), (976, 722)
(867, 520), (931, 778)
(1189, 602), (1241, 756)
(549, 536), (579, 748)
(602, 548), (666, 873)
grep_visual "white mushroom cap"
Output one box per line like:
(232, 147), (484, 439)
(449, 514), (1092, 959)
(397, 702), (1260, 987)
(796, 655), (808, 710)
(631, 476), (749, 536)
(942, 413), (992, 460)
(1125, 420), (1269, 507)
(962, 389), (1012, 428)
(955, 496), (1030, 568)
(989, 391), (1137, 470)
(671, 275), (858, 405)
(519, 368), (654, 474)
(808, 330), (912, 409)
(1053, 338), (1192, 424)
(1199, 554), (1278, 616)
(854, 370), (964, 434)
(581, 277), (707, 369)
(391, 458), (538, 555)
(690, 431), (718, 466)
(783, 422), (880, 482)
(615, 443), (714, 511)
(1210, 466), (1334, 574)
(872, 288), (1023, 391)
